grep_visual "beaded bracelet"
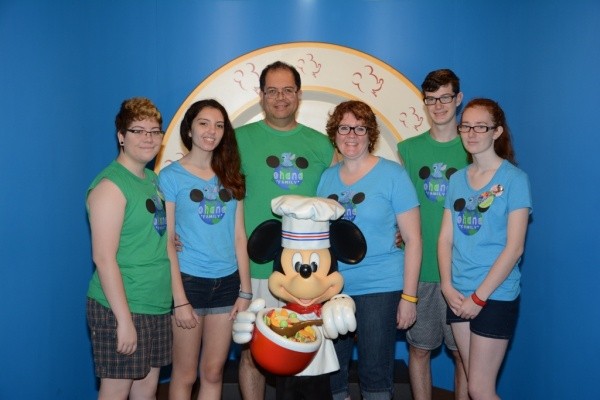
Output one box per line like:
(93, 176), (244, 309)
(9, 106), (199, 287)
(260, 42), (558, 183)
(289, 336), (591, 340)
(238, 290), (253, 300)
(471, 292), (487, 307)
(401, 293), (418, 303)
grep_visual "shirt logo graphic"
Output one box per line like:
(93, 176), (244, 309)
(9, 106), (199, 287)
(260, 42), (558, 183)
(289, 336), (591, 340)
(419, 163), (457, 202)
(327, 191), (365, 221)
(266, 152), (309, 190)
(189, 184), (232, 225)
(453, 183), (504, 235)
(146, 195), (166, 236)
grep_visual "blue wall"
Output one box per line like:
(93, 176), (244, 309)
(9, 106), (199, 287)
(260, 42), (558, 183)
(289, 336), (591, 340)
(1, 1), (598, 398)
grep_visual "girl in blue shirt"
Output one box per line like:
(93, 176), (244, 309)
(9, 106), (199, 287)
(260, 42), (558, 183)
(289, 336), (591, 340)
(439, 98), (532, 399)
(159, 99), (251, 400)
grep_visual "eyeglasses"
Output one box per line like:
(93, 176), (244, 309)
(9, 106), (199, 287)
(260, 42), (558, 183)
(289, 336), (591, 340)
(263, 87), (298, 99)
(423, 94), (456, 105)
(457, 124), (497, 134)
(126, 129), (165, 138)
(337, 125), (368, 136)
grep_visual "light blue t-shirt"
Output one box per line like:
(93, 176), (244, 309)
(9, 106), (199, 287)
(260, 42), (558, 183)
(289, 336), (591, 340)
(444, 160), (532, 300)
(158, 161), (238, 278)
(317, 157), (419, 296)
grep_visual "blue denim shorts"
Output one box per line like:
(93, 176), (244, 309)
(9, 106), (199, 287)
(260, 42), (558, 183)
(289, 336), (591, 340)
(446, 296), (520, 340)
(180, 270), (240, 316)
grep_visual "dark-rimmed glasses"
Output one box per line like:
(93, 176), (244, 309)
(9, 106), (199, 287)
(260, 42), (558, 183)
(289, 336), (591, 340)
(423, 94), (456, 105)
(126, 129), (165, 138)
(457, 124), (497, 134)
(337, 125), (368, 136)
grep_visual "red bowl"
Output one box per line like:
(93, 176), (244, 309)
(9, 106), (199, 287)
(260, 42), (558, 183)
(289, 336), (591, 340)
(250, 308), (322, 375)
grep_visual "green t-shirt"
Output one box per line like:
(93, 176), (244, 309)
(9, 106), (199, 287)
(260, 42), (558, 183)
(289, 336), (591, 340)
(236, 120), (334, 279)
(87, 161), (172, 314)
(398, 132), (468, 282)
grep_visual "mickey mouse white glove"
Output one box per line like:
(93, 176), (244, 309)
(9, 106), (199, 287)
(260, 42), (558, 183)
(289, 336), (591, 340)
(232, 298), (266, 344)
(321, 294), (356, 339)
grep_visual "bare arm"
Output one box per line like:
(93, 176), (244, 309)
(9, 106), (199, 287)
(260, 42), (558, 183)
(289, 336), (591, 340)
(471, 208), (529, 301)
(396, 206), (422, 329)
(166, 201), (199, 329)
(231, 201), (252, 318)
(87, 179), (136, 355)
(438, 209), (464, 314)
(395, 152), (407, 246)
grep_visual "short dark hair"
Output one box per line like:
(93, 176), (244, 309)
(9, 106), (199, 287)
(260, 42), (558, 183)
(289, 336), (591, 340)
(421, 69), (460, 94)
(259, 61), (301, 92)
(115, 97), (162, 134)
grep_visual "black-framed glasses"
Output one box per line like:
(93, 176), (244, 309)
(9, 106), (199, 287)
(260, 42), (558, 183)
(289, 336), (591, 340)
(126, 129), (165, 138)
(337, 125), (368, 136)
(263, 87), (298, 99)
(457, 124), (497, 134)
(423, 94), (456, 105)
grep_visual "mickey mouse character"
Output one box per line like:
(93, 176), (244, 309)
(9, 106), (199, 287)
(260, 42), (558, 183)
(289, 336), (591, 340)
(233, 195), (367, 400)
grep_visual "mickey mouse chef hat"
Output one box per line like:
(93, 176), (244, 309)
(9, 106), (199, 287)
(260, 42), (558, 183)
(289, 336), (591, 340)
(271, 195), (345, 250)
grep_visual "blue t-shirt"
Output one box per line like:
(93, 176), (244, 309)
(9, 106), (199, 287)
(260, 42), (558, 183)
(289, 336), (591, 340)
(317, 157), (419, 296)
(158, 161), (238, 278)
(444, 160), (532, 300)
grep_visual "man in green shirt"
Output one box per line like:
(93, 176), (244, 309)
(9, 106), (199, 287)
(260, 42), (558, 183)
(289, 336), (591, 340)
(398, 69), (468, 400)
(236, 60), (335, 400)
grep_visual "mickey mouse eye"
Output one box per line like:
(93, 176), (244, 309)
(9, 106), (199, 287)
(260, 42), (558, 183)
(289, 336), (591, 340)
(309, 253), (320, 272)
(293, 253), (303, 272)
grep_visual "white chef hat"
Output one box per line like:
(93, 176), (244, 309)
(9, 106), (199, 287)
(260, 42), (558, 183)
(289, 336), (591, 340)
(271, 195), (345, 250)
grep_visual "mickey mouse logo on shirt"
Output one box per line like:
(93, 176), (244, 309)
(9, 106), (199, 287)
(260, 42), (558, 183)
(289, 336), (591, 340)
(453, 183), (504, 235)
(146, 194), (167, 236)
(189, 184), (233, 225)
(326, 191), (366, 222)
(419, 162), (458, 202)
(266, 152), (309, 190)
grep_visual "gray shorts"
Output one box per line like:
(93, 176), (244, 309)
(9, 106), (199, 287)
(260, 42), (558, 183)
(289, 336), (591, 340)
(406, 282), (457, 351)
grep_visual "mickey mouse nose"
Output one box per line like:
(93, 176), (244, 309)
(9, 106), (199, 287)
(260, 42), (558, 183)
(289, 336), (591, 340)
(298, 263), (312, 279)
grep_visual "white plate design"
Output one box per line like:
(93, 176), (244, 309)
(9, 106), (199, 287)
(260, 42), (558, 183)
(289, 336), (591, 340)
(156, 42), (430, 169)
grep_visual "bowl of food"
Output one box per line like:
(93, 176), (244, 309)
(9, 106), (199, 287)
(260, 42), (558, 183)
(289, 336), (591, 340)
(250, 307), (322, 375)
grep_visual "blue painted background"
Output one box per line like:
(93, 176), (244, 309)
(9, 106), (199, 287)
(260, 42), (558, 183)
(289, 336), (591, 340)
(1, 1), (598, 398)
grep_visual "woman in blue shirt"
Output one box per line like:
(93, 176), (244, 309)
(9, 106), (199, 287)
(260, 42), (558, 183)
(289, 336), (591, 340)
(159, 99), (251, 400)
(317, 100), (422, 400)
(439, 98), (532, 400)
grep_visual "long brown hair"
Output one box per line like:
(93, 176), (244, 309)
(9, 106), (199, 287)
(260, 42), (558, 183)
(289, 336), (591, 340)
(462, 98), (517, 165)
(180, 99), (245, 200)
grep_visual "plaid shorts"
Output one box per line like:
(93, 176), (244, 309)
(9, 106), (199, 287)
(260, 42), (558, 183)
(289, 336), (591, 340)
(87, 298), (172, 379)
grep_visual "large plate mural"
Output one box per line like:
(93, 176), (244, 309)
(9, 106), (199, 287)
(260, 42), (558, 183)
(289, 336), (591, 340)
(156, 42), (429, 170)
